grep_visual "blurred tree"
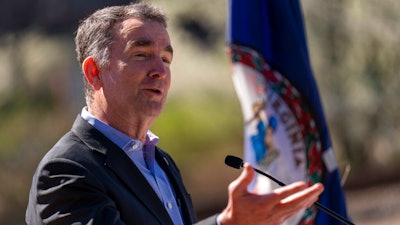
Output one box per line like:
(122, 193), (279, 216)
(0, 0), (134, 35)
(303, 0), (400, 175)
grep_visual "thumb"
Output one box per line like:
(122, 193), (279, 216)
(229, 163), (255, 195)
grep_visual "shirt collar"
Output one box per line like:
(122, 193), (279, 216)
(80, 107), (159, 150)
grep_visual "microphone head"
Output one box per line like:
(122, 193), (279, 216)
(225, 155), (243, 169)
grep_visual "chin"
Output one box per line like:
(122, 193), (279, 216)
(145, 106), (164, 117)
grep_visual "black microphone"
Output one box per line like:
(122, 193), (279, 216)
(225, 155), (354, 225)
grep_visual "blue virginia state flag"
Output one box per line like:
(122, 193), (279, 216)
(226, 1), (351, 224)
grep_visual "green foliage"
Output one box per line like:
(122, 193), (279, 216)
(152, 92), (243, 163)
(0, 90), (55, 157)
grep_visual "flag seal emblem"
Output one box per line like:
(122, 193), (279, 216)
(230, 44), (323, 224)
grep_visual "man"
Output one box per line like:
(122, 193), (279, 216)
(26, 2), (323, 225)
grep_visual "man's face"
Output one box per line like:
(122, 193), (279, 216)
(99, 18), (173, 121)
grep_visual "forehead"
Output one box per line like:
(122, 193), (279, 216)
(113, 17), (171, 47)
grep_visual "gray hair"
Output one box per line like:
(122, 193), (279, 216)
(74, 2), (168, 104)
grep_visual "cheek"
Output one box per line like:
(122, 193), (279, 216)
(165, 75), (172, 92)
(114, 62), (140, 84)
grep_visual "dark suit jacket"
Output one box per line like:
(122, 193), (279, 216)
(26, 115), (218, 225)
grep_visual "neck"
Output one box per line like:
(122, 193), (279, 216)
(87, 105), (154, 144)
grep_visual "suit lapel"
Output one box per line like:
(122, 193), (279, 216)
(71, 115), (174, 225)
(155, 149), (197, 224)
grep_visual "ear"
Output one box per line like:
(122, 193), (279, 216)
(82, 57), (101, 90)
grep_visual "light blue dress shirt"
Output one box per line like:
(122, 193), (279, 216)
(81, 108), (184, 225)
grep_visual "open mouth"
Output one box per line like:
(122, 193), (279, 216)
(151, 89), (161, 94)
(146, 88), (162, 95)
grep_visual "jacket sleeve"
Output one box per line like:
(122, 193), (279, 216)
(27, 157), (126, 225)
(193, 214), (219, 225)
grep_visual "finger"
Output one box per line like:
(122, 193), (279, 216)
(280, 183), (324, 207)
(267, 183), (324, 222)
(259, 182), (308, 207)
(272, 181), (308, 199)
(228, 163), (255, 196)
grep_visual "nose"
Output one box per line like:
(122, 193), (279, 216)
(149, 57), (168, 79)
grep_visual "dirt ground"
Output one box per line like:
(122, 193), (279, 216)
(346, 182), (400, 225)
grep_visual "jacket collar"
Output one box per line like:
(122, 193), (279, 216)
(71, 115), (175, 225)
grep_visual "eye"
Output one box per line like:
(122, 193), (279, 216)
(162, 56), (172, 64)
(134, 53), (147, 58)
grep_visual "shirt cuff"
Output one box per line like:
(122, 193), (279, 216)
(216, 213), (222, 225)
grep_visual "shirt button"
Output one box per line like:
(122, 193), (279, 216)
(132, 143), (139, 150)
(167, 202), (173, 209)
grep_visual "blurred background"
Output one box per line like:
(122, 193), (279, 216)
(0, 0), (399, 224)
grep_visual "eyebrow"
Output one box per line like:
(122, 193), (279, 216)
(128, 39), (173, 55)
(165, 45), (174, 55)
